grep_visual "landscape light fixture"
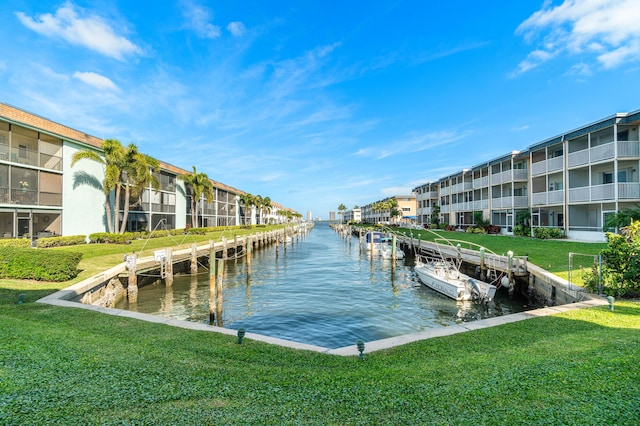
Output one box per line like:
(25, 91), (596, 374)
(357, 340), (365, 360)
(237, 328), (246, 344)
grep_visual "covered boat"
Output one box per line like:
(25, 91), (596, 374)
(414, 259), (496, 303)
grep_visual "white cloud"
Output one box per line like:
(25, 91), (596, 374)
(227, 21), (245, 37)
(181, 1), (221, 39)
(15, 3), (141, 60)
(513, 0), (640, 75)
(73, 71), (118, 90)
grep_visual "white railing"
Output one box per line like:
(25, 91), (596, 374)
(532, 192), (546, 206)
(590, 142), (615, 162)
(513, 169), (528, 181)
(548, 190), (564, 204)
(531, 161), (545, 176)
(473, 176), (489, 188)
(547, 156), (564, 172)
(618, 141), (640, 157)
(591, 183), (615, 200)
(618, 183), (640, 199)
(568, 149), (590, 167)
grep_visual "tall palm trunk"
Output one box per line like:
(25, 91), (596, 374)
(114, 184), (122, 234)
(119, 183), (131, 234)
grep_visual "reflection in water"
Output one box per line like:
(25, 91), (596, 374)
(116, 223), (529, 349)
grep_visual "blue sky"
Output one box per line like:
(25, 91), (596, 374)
(1, 1), (640, 219)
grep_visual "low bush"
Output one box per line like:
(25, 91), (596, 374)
(0, 247), (82, 281)
(533, 227), (563, 239)
(485, 225), (502, 234)
(0, 238), (30, 248)
(36, 235), (86, 248)
(466, 226), (487, 234)
(513, 225), (531, 237)
(88, 232), (132, 244)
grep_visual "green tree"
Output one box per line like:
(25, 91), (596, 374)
(72, 139), (157, 234)
(337, 203), (347, 223)
(179, 166), (214, 228)
(600, 220), (640, 296)
(118, 144), (159, 234)
(604, 206), (640, 232)
(431, 204), (441, 227)
(239, 193), (256, 225)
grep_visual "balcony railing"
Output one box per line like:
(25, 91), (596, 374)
(568, 142), (615, 168)
(473, 176), (489, 188)
(490, 195), (528, 209)
(0, 144), (63, 171)
(568, 183), (615, 202)
(531, 156), (564, 176)
(618, 141), (640, 158)
(0, 187), (63, 206)
(531, 190), (564, 206)
(618, 182), (640, 199)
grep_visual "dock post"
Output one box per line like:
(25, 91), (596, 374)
(479, 247), (487, 280)
(246, 235), (252, 276)
(125, 254), (138, 303)
(209, 242), (216, 324)
(215, 258), (224, 326)
(507, 250), (514, 296)
(165, 247), (173, 286)
(190, 242), (198, 274)
(222, 236), (228, 260)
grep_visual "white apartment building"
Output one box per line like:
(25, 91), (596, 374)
(413, 110), (640, 242)
(0, 102), (296, 239)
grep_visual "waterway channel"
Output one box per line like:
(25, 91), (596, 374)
(115, 222), (530, 349)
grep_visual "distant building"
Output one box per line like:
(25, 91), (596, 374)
(361, 195), (417, 224)
(344, 208), (361, 223)
(329, 211), (336, 221)
(307, 210), (312, 222)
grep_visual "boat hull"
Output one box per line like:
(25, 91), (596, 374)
(415, 263), (471, 301)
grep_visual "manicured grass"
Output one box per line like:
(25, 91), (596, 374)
(394, 227), (607, 281)
(1, 301), (638, 424)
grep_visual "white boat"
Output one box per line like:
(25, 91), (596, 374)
(361, 231), (385, 254)
(380, 237), (405, 260)
(414, 259), (496, 303)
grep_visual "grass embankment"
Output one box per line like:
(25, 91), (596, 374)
(1, 300), (638, 423)
(0, 225), (285, 305)
(393, 227), (607, 282)
(2, 225), (638, 423)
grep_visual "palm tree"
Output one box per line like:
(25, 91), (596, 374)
(337, 203), (347, 223)
(261, 196), (272, 224)
(239, 193), (256, 225)
(118, 144), (160, 233)
(71, 139), (124, 233)
(179, 166), (214, 228)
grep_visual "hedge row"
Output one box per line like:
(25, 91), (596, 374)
(36, 235), (87, 248)
(0, 238), (31, 248)
(533, 227), (563, 239)
(0, 247), (83, 281)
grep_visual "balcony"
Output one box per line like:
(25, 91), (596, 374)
(531, 156), (564, 176)
(473, 176), (489, 188)
(491, 195), (528, 209)
(0, 144), (63, 171)
(531, 190), (564, 206)
(618, 141), (640, 158)
(568, 183), (614, 202)
(618, 182), (640, 199)
(568, 142), (615, 168)
(0, 188), (63, 206)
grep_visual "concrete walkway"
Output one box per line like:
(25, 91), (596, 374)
(39, 288), (609, 357)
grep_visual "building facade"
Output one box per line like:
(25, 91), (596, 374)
(361, 195), (417, 224)
(0, 103), (296, 240)
(413, 110), (640, 241)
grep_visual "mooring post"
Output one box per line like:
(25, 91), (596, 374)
(125, 254), (138, 303)
(507, 250), (514, 296)
(209, 242), (216, 324)
(479, 247), (487, 280)
(222, 236), (227, 260)
(246, 235), (252, 276)
(164, 247), (173, 286)
(190, 242), (198, 274)
(234, 235), (239, 261)
(216, 258), (224, 326)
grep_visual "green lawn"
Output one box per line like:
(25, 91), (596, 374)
(1, 300), (638, 424)
(2, 225), (638, 424)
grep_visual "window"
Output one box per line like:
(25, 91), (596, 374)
(603, 172), (613, 184)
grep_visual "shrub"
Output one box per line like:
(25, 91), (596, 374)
(0, 238), (31, 248)
(36, 235), (86, 248)
(533, 227), (563, 239)
(513, 225), (531, 237)
(88, 232), (131, 244)
(0, 247), (82, 281)
(485, 225), (502, 234)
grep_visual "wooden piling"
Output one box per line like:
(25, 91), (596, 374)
(215, 258), (224, 326)
(209, 242), (216, 324)
(126, 255), (138, 303)
(165, 247), (174, 286)
(190, 242), (198, 274)
(246, 235), (252, 276)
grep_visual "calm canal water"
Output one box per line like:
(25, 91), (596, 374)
(116, 222), (529, 349)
